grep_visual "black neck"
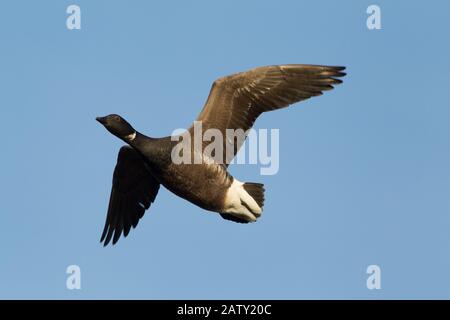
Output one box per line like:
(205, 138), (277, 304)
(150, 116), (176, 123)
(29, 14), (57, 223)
(126, 131), (154, 150)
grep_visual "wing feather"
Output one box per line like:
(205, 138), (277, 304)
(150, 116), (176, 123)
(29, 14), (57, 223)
(100, 146), (160, 246)
(189, 64), (346, 165)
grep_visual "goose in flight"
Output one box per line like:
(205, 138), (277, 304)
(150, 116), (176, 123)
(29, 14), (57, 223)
(96, 64), (346, 245)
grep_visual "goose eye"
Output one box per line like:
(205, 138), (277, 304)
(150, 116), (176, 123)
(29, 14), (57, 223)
(114, 116), (120, 121)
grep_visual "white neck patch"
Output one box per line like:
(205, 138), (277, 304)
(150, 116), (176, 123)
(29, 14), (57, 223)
(125, 131), (136, 141)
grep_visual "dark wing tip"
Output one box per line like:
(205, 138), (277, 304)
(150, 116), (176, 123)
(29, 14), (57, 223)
(334, 72), (346, 77)
(100, 223), (110, 246)
(100, 224), (122, 246)
(100, 228), (107, 243)
(330, 66), (346, 79)
(323, 66), (346, 87)
(112, 229), (122, 245)
(99, 147), (161, 247)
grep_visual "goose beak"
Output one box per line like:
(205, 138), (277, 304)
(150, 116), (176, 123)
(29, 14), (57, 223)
(96, 116), (107, 125)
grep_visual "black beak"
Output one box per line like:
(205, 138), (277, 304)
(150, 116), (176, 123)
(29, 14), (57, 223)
(96, 116), (107, 125)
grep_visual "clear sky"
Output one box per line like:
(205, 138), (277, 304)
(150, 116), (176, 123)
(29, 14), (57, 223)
(1, 0), (449, 299)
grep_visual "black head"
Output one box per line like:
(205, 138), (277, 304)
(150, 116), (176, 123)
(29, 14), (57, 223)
(96, 114), (136, 141)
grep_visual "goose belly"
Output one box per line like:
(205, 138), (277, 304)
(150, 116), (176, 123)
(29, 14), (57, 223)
(159, 162), (232, 212)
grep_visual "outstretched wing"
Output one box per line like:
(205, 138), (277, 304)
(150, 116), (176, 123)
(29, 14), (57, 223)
(190, 64), (345, 165)
(100, 146), (160, 246)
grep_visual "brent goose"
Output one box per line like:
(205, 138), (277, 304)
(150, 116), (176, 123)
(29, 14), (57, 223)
(96, 64), (345, 245)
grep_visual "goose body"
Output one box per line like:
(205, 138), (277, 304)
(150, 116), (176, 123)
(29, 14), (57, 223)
(135, 135), (233, 213)
(97, 64), (346, 245)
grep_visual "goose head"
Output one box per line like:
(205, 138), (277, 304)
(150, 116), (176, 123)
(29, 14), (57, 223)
(96, 114), (136, 142)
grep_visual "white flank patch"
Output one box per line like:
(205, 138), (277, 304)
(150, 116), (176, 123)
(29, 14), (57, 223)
(223, 178), (262, 221)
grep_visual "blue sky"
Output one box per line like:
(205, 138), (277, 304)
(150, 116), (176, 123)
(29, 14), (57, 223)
(0, 0), (449, 299)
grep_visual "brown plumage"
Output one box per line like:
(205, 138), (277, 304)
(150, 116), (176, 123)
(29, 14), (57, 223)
(97, 64), (346, 245)
(191, 64), (345, 164)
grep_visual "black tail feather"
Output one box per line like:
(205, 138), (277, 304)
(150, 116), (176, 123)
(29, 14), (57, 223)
(242, 182), (265, 209)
